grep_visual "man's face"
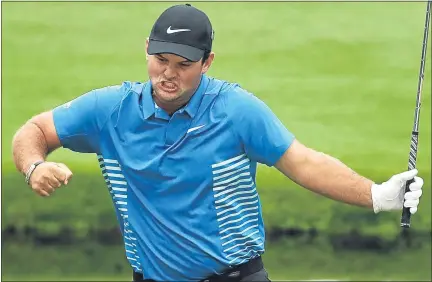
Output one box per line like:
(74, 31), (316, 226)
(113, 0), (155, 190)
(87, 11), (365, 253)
(146, 40), (214, 107)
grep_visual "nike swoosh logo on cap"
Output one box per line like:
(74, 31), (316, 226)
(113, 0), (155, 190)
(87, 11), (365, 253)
(167, 26), (191, 34)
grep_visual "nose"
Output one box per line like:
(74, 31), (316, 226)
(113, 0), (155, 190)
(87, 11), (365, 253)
(163, 65), (177, 80)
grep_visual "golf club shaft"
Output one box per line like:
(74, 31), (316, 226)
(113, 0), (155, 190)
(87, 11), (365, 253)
(400, 0), (431, 228)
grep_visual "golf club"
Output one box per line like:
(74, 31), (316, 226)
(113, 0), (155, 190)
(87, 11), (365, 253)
(400, 0), (431, 229)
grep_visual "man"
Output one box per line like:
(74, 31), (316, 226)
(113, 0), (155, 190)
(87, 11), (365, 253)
(12, 3), (424, 282)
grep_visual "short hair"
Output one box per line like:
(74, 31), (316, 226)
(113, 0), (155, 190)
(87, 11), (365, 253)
(202, 50), (211, 64)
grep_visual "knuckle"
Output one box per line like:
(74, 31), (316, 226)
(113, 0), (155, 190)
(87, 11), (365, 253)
(41, 173), (51, 180)
(44, 189), (53, 195)
(36, 189), (45, 196)
(32, 183), (43, 191)
(38, 179), (49, 187)
(41, 184), (51, 191)
(417, 178), (424, 186)
(413, 176), (422, 183)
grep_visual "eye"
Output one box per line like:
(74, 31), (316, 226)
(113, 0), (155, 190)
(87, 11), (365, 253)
(180, 63), (192, 68)
(156, 56), (166, 62)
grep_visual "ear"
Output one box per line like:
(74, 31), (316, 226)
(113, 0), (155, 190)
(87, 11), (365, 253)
(201, 52), (215, 74)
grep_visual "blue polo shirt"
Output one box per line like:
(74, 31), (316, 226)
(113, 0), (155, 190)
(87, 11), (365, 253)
(52, 74), (295, 281)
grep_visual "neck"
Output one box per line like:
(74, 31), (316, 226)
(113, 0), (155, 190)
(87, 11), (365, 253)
(152, 91), (193, 116)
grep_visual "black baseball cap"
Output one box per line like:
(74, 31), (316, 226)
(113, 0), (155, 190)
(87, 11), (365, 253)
(148, 4), (214, 62)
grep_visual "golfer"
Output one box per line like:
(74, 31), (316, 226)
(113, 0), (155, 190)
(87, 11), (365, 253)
(12, 4), (424, 282)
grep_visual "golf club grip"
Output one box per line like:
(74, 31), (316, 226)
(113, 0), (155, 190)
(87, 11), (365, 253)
(401, 178), (415, 228)
(400, 132), (418, 228)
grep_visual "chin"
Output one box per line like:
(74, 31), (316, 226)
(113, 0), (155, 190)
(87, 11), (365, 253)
(158, 91), (182, 102)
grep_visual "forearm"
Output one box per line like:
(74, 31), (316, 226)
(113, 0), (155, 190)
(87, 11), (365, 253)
(277, 144), (374, 209)
(12, 122), (50, 174)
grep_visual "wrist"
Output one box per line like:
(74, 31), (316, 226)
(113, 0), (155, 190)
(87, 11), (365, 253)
(24, 160), (44, 185)
(370, 182), (381, 214)
(22, 159), (44, 174)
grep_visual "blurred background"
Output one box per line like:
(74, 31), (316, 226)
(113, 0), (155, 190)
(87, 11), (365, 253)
(2, 2), (431, 281)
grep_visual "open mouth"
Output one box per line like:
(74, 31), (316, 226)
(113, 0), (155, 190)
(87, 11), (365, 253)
(160, 81), (178, 93)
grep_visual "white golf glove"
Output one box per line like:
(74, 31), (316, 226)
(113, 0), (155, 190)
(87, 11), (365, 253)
(371, 169), (423, 214)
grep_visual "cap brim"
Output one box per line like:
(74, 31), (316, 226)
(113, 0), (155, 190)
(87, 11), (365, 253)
(148, 40), (205, 62)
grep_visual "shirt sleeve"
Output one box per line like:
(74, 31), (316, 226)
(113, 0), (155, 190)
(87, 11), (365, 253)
(52, 86), (121, 154)
(225, 87), (295, 166)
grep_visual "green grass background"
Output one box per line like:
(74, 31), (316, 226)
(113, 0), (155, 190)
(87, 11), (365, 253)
(2, 2), (431, 281)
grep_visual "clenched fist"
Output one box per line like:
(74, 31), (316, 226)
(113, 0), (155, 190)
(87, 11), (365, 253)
(29, 162), (73, 196)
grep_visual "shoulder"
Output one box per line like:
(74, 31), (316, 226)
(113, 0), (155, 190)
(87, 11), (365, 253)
(206, 77), (252, 100)
(64, 81), (147, 127)
(208, 77), (268, 118)
(94, 81), (144, 106)
(86, 81), (146, 119)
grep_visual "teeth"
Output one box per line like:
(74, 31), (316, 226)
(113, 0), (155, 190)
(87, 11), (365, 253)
(163, 82), (176, 90)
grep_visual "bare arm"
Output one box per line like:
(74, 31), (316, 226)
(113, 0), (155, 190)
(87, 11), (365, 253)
(12, 111), (62, 174)
(275, 139), (374, 209)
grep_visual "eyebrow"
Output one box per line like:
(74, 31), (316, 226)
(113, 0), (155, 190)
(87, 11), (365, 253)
(156, 54), (192, 63)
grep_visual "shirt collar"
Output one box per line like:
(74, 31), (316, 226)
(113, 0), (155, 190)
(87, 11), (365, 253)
(142, 82), (156, 120)
(182, 74), (209, 118)
(141, 75), (210, 120)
